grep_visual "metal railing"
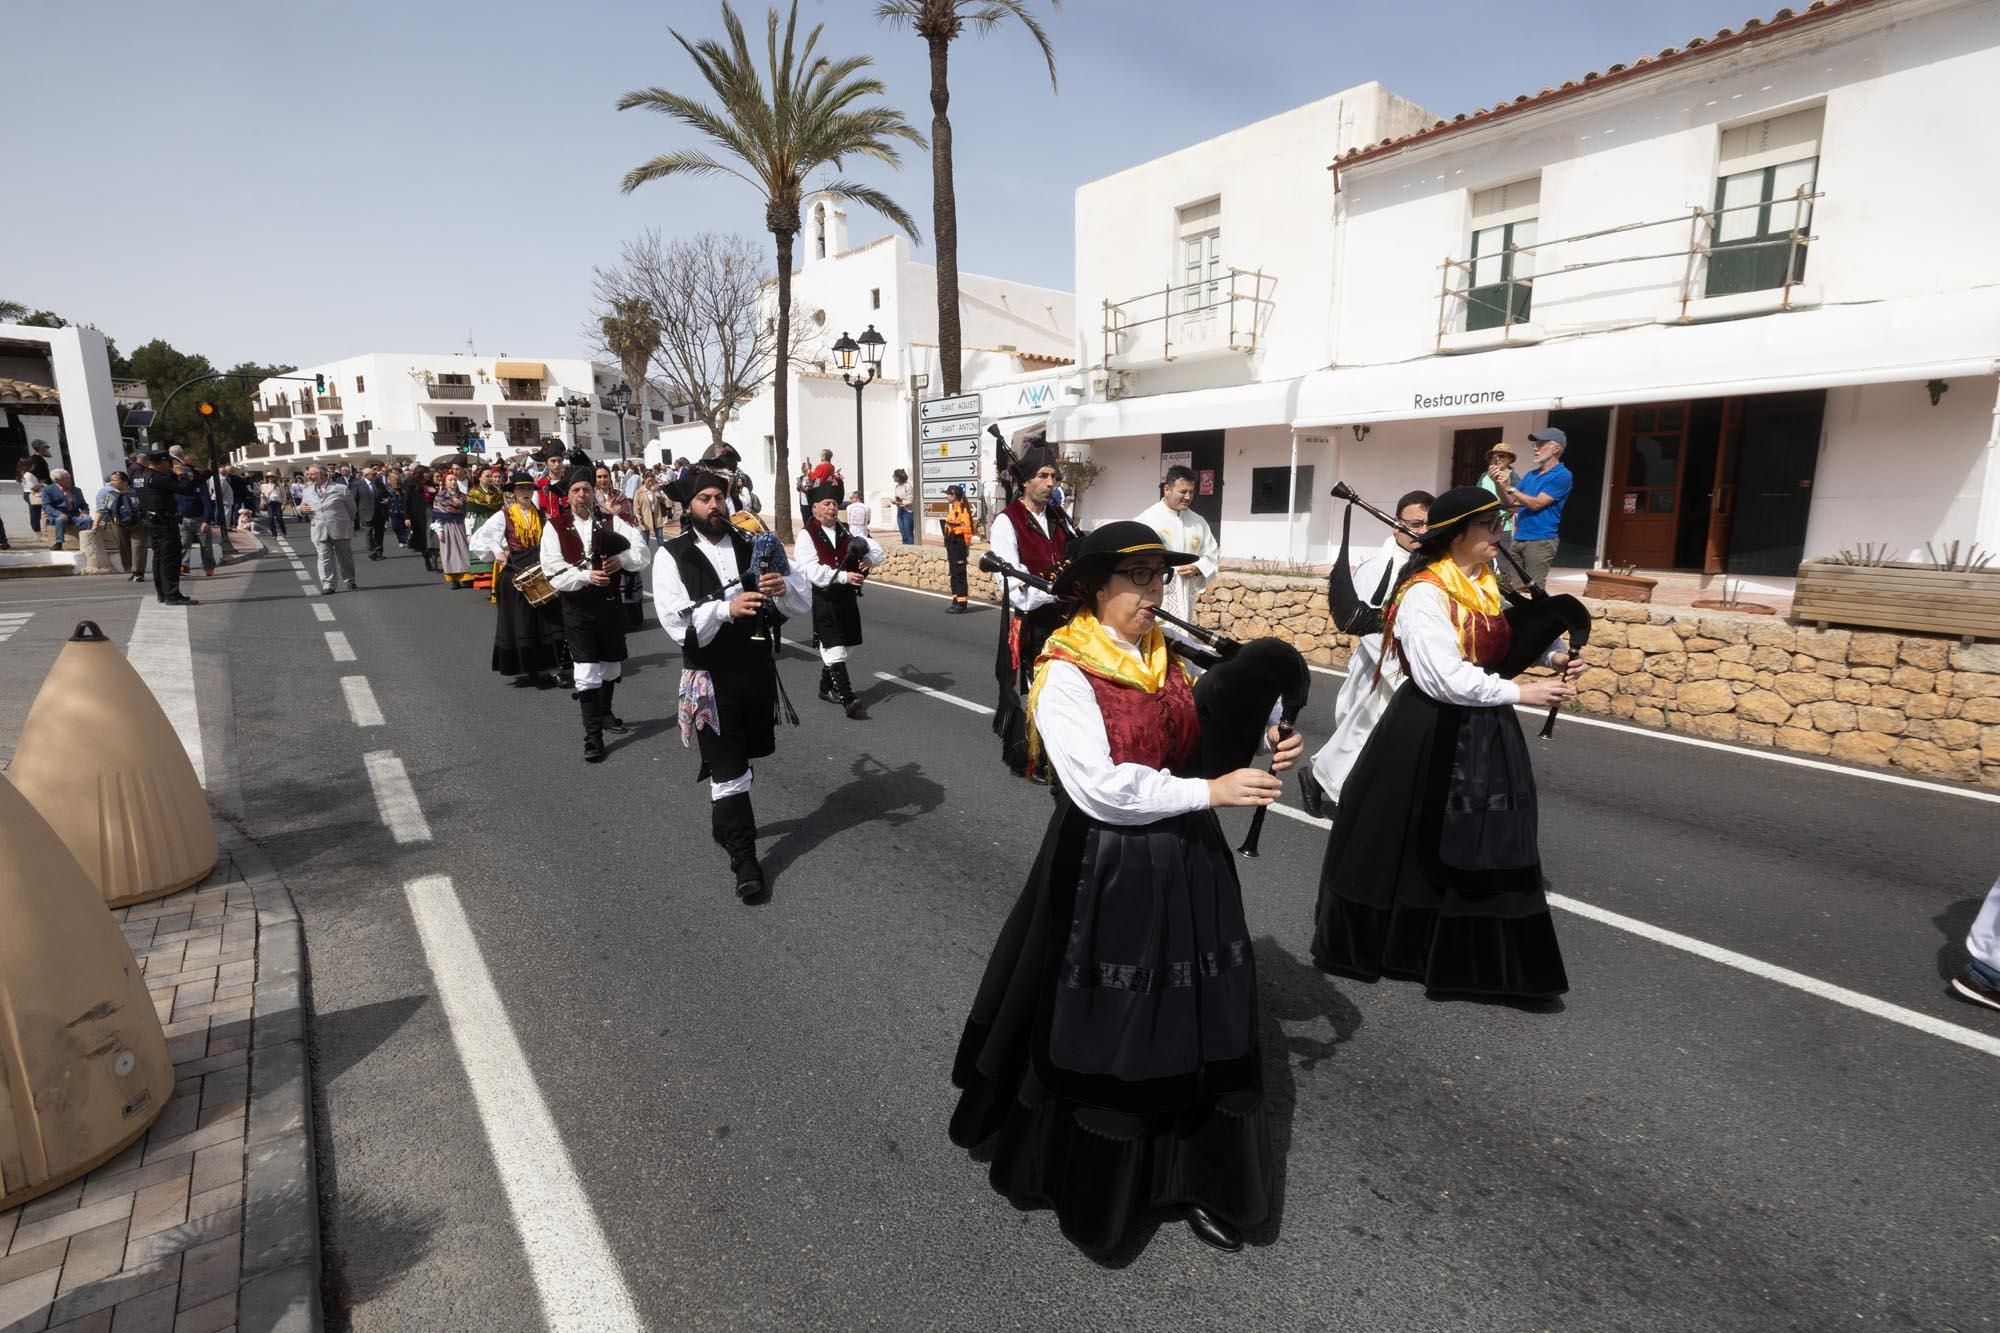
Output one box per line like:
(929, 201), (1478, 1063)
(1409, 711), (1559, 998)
(1435, 186), (1821, 348)
(500, 381), (545, 402)
(427, 382), (475, 400)
(1101, 266), (1276, 369)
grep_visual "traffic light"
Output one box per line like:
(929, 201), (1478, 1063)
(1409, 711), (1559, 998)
(314, 374), (326, 395)
(197, 402), (216, 417)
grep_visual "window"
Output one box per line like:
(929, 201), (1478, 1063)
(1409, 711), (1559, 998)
(1706, 106), (1821, 297)
(1176, 198), (1221, 313)
(764, 435), (776, 475)
(437, 373), (471, 386)
(870, 288), (881, 310)
(1466, 177), (1539, 331)
(355, 375), (365, 393)
(1248, 465), (1314, 515)
(815, 204), (827, 259)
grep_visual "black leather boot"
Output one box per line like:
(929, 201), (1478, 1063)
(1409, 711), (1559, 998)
(1187, 1206), (1242, 1252)
(578, 688), (606, 763)
(600, 679), (632, 734)
(710, 793), (764, 901)
(1298, 768), (1327, 819)
(829, 662), (864, 719)
(817, 666), (836, 703)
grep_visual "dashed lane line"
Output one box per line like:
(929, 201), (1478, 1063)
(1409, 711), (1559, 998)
(882, 668), (2000, 1061)
(872, 670), (995, 715)
(404, 875), (644, 1332)
(0, 611), (31, 644)
(325, 631), (355, 662)
(124, 600), (205, 788)
(311, 602), (335, 622)
(362, 751), (431, 843)
(341, 676), (384, 727)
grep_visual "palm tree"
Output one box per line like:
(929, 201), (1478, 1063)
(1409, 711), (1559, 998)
(599, 295), (662, 460)
(0, 300), (27, 323)
(876, 0), (1058, 397)
(618, 0), (924, 542)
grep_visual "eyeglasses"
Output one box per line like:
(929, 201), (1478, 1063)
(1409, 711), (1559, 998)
(1111, 564), (1169, 587)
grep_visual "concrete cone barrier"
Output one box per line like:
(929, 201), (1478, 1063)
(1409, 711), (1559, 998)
(0, 774), (175, 1212)
(9, 620), (216, 906)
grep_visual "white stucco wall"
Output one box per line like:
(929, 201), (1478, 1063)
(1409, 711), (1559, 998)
(1807, 374), (1998, 562)
(1, 325), (124, 498)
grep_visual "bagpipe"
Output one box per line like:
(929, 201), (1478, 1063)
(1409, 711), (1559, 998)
(1329, 480), (1591, 738)
(725, 508), (800, 724)
(978, 550), (1311, 858)
(834, 526), (873, 597)
(1329, 504), (1395, 637)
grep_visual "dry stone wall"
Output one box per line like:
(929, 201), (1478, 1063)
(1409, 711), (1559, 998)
(867, 545), (2000, 789)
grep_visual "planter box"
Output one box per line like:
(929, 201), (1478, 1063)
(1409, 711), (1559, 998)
(1582, 570), (1658, 603)
(1792, 559), (2000, 642)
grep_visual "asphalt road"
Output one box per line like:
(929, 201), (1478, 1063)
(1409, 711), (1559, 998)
(5, 534), (1995, 1333)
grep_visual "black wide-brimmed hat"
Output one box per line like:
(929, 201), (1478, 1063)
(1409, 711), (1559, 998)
(507, 471), (535, 488)
(1051, 519), (1197, 595)
(1423, 485), (1502, 537)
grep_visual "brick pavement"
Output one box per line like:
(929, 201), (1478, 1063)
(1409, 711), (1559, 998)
(0, 823), (320, 1333)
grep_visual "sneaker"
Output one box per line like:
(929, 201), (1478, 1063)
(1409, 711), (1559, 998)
(1950, 963), (2000, 1013)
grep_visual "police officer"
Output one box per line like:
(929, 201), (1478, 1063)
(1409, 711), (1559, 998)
(138, 451), (202, 606)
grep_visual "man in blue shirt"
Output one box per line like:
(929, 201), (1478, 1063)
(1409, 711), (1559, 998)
(1503, 427), (1573, 590)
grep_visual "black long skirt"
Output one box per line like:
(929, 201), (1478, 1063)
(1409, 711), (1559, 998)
(1311, 682), (1568, 1000)
(992, 605), (1063, 775)
(491, 550), (562, 677)
(950, 795), (1272, 1257)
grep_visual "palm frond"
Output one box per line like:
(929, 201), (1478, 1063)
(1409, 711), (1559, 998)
(967, 0), (1059, 90)
(619, 150), (758, 196)
(818, 179), (923, 244)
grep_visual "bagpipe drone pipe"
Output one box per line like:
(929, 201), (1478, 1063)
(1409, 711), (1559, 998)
(978, 550), (1310, 857)
(1329, 480), (1592, 737)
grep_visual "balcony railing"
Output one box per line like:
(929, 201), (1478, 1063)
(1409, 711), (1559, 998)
(427, 382), (475, 400)
(501, 380), (545, 402)
(1101, 267), (1276, 370)
(252, 407), (270, 423)
(267, 403), (291, 419)
(245, 441), (270, 460)
(297, 437), (320, 453)
(316, 395), (342, 412)
(1435, 186), (1821, 348)
(323, 434), (349, 452)
(273, 440), (294, 456)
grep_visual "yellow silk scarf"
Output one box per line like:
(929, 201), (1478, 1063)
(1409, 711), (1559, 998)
(1024, 609), (1184, 767)
(506, 502), (543, 549)
(1380, 556), (1505, 667)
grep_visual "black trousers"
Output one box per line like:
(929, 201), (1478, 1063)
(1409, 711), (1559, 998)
(367, 509), (387, 557)
(149, 523), (184, 600)
(945, 533), (970, 599)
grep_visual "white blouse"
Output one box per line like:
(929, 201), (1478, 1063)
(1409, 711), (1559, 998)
(792, 523), (886, 588)
(538, 513), (648, 593)
(1392, 582), (1552, 708)
(1033, 626), (1218, 825)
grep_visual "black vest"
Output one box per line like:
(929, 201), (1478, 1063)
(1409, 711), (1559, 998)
(666, 528), (760, 670)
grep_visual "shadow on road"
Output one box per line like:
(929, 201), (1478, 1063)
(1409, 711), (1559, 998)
(312, 994), (431, 1087)
(757, 754), (945, 886)
(1933, 894), (1983, 980)
(1249, 936), (1363, 1247)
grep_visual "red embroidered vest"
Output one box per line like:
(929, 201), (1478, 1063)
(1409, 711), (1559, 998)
(1002, 502), (1067, 577)
(552, 509), (604, 567)
(806, 522), (851, 568)
(1086, 664), (1200, 772)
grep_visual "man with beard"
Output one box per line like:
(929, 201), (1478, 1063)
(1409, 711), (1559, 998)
(655, 468), (812, 901)
(988, 442), (1073, 778)
(541, 474), (649, 762)
(793, 481), (884, 718)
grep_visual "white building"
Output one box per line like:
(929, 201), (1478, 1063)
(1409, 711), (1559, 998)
(0, 324), (126, 500)
(1055, 0), (2000, 577)
(650, 190), (1075, 528)
(238, 353), (679, 471)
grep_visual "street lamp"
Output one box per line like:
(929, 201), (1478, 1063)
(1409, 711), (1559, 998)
(553, 392), (592, 457)
(609, 380), (632, 462)
(833, 323), (887, 498)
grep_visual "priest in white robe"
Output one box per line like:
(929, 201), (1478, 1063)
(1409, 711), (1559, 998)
(1134, 465), (1219, 634)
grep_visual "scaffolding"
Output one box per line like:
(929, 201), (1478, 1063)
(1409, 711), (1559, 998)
(1102, 266), (1277, 370)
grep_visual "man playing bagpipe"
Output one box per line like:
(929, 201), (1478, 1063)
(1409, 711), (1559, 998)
(792, 482), (886, 718)
(540, 474), (649, 763)
(988, 442), (1073, 778)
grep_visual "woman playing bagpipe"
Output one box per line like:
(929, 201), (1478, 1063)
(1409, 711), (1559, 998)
(949, 521), (1305, 1258)
(1310, 486), (1583, 1002)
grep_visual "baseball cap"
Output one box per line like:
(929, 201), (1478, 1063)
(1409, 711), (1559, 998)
(1527, 427), (1567, 447)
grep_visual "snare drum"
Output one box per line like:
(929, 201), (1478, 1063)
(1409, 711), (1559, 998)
(513, 562), (558, 607)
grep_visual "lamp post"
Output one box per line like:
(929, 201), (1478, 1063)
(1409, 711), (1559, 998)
(609, 380), (632, 463)
(553, 392), (591, 458)
(832, 323), (886, 501)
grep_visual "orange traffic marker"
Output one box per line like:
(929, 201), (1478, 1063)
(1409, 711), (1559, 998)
(0, 774), (174, 1211)
(10, 621), (216, 906)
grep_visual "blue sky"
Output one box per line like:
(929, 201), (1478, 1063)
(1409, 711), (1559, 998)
(11, 0), (1770, 368)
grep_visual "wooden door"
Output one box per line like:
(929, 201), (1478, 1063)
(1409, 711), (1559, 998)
(1451, 427), (1504, 489)
(1605, 401), (1689, 569)
(1703, 398), (1743, 574)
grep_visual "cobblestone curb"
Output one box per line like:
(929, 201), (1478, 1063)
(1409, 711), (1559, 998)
(0, 819), (321, 1333)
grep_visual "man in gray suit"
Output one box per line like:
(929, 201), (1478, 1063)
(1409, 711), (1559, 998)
(298, 464), (360, 593)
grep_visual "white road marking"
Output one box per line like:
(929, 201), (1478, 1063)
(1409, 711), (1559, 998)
(125, 600), (205, 788)
(362, 752), (431, 843)
(879, 670), (2000, 1059)
(874, 580), (989, 609)
(311, 602), (335, 622)
(402, 875), (644, 1333)
(340, 676), (384, 727)
(325, 631), (355, 662)
(1547, 893), (2000, 1060)
(872, 670), (994, 715)
(0, 611), (31, 644)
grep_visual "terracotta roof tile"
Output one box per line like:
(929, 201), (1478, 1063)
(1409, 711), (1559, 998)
(1333, 0), (1876, 170)
(0, 378), (59, 406)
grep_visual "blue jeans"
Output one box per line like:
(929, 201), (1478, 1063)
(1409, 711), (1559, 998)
(48, 511), (89, 546)
(897, 508), (915, 545)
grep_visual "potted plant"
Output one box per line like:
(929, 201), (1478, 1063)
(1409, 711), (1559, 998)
(1583, 563), (1657, 603)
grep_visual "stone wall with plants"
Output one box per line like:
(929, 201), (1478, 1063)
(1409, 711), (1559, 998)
(867, 544), (2000, 789)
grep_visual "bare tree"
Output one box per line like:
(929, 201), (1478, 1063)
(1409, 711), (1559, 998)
(590, 230), (815, 460)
